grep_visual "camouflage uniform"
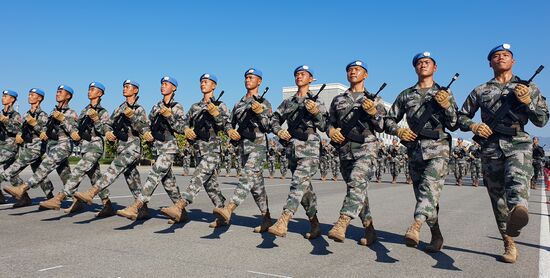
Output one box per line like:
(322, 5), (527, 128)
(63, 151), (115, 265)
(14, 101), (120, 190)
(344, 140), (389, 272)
(330, 145), (339, 179)
(468, 144), (482, 186)
(278, 144), (288, 178)
(0, 106), (24, 188)
(319, 142), (331, 180)
(375, 142), (387, 182)
(458, 75), (548, 234)
(387, 144), (402, 180)
(222, 144), (232, 176)
(181, 145), (191, 176)
(234, 145), (242, 176)
(532, 144), (545, 188)
(452, 145), (468, 185)
(386, 83), (458, 228)
(267, 144), (276, 177)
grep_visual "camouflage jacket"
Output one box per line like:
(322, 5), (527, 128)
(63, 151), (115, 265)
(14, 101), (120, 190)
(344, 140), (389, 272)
(149, 100), (185, 154)
(47, 105), (79, 141)
(271, 91), (328, 158)
(108, 100), (150, 154)
(77, 103), (110, 154)
(183, 96), (229, 155)
(468, 144), (482, 160)
(19, 107), (48, 151)
(0, 105), (22, 152)
(452, 145), (467, 163)
(458, 75), (549, 158)
(387, 144), (405, 162)
(227, 95), (272, 155)
(328, 89), (386, 160)
(386, 83), (458, 160)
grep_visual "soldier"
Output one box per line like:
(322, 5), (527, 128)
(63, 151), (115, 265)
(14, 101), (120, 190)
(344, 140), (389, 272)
(402, 152), (412, 184)
(160, 73), (229, 228)
(319, 139), (331, 181)
(277, 141), (288, 179)
(468, 141), (482, 187)
(386, 52), (458, 253)
(4, 85), (80, 206)
(327, 60), (385, 245)
(117, 76), (185, 221)
(72, 80), (153, 219)
(267, 140), (276, 179)
(375, 139), (386, 183)
(212, 68), (273, 233)
(452, 138), (468, 186)
(267, 65), (327, 239)
(387, 138), (401, 184)
(458, 44), (548, 263)
(531, 137), (545, 189)
(234, 142), (242, 177)
(39, 82), (114, 216)
(223, 143), (232, 177)
(181, 143), (191, 176)
(0, 90), (23, 204)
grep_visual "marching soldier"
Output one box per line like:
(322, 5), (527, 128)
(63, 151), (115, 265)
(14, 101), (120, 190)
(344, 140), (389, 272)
(267, 140), (276, 179)
(468, 141), (482, 187)
(330, 144), (339, 181)
(375, 139), (386, 183)
(319, 139), (331, 181)
(452, 138), (468, 186)
(277, 142), (288, 179)
(532, 137), (545, 189)
(387, 138), (402, 184)
(0, 90), (24, 204)
(181, 143), (191, 176)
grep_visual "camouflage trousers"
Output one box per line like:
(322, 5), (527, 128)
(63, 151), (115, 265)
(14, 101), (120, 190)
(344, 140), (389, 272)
(230, 148), (269, 213)
(235, 155), (242, 176)
(63, 151), (109, 200)
(181, 150), (225, 208)
(268, 159), (275, 177)
(331, 157), (339, 178)
(223, 156), (231, 175)
(182, 157), (190, 175)
(97, 145), (142, 199)
(0, 147), (24, 186)
(531, 160), (543, 186)
(403, 160), (410, 180)
(319, 156), (330, 178)
(409, 152), (448, 228)
(283, 156), (318, 218)
(280, 157), (288, 177)
(139, 152), (181, 204)
(454, 161), (467, 181)
(375, 159), (384, 180)
(0, 144), (53, 195)
(389, 161), (399, 178)
(470, 159), (482, 183)
(27, 140), (72, 190)
(339, 156), (374, 221)
(482, 151), (532, 234)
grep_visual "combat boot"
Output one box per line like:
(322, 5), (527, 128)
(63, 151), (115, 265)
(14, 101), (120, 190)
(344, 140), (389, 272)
(359, 219), (377, 246)
(404, 219), (423, 247)
(506, 205), (529, 237)
(95, 198), (115, 217)
(73, 185), (101, 205)
(116, 199), (144, 220)
(39, 192), (66, 210)
(253, 212), (273, 233)
(212, 202), (237, 223)
(268, 210), (292, 237)
(3, 184), (30, 200)
(376, 178), (381, 183)
(12, 192), (32, 208)
(280, 176), (284, 180)
(136, 203), (150, 220)
(0, 191), (5, 204)
(46, 192), (54, 200)
(392, 177), (396, 184)
(209, 217), (228, 228)
(160, 199), (188, 223)
(305, 215), (321, 239)
(332, 176), (337, 181)
(424, 225), (444, 252)
(63, 198), (84, 214)
(407, 178), (413, 185)
(501, 235), (518, 263)
(328, 214), (351, 242)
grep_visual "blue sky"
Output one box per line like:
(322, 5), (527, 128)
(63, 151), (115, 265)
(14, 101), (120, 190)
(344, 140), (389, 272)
(1, 0), (549, 137)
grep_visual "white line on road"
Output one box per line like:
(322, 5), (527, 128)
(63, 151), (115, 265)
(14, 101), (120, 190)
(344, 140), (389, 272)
(247, 270), (292, 278)
(38, 265), (63, 272)
(539, 187), (549, 278)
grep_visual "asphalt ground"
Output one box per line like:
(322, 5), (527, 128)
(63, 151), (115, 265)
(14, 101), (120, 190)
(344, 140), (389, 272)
(1, 167), (549, 278)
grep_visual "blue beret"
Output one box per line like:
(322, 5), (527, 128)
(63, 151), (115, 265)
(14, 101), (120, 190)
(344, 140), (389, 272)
(412, 52), (436, 67)
(294, 65), (314, 77)
(123, 79), (140, 88)
(161, 76), (178, 87)
(244, 68), (263, 79)
(89, 81), (105, 92)
(58, 84), (74, 95)
(346, 60), (368, 72)
(29, 88), (45, 97)
(2, 90), (17, 99)
(200, 73), (217, 84)
(487, 43), (513, 61)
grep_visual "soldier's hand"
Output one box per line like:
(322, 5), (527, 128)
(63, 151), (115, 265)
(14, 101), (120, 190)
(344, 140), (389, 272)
(184, 127), (197, 140)
(70, 131), (81, 141)
(143, 131), (154, 142)
(26, 115), (38, 127)
(277, 129), (291, 141)
(105, 131), (117, 142)
(397, 128), (417, 142)
(328, 127), (345, 144)
(123, 107), (134, 118)
(470, 123), (493, 139)
(160, 107), (173, 118)
(362, 98), (377, 116)
(251, 101), (264, 114)
(52, 111), (65, 122)
(514, 84), (531, 105)
(207, 103), (220, 117)
(39, 131), (48, 141)
(434, 90), (451, 109)
(87, 108), (100, 122)
(304, 99), (319, 116)
(0, 115), (8, 124)
(228, 129), (241, 141)
(15, 134), (24, 144)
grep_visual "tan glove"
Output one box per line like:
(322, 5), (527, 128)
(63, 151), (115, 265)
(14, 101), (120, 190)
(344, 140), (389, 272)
(434, 90), (451, 109)
(304, 99), (319, 116)
(52, 111), (65, 122)
(207, 103), (220, 117)
(87, 108), (100, 122)
(228, 129), (241, 141)
(39, 131), (48, 141)
(105, 131), (117, 142)
(277, 129), (291, 141)
(362, 98), (377, 116)
(70, 131), (81, 141)
(470, 123), (493, 139)
(123, 107), (134, 118)
(251, 101), (264, 114)
(143, 131), (154, 142)
(514, 84), (531, 105)
(160, 106), (173, 118)
(0, 115), (8, 124)
(397, 128), (417, 142)
(184, 127), (197, 140)
(329, 127), (345, 144)
(15, 134), (24, 144)
(26, 115), (38, 127)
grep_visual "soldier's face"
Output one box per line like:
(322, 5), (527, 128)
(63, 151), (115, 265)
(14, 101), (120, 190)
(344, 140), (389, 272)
(123, 84), (139, 97)
(2, 94), (15, 106)
(458, 140), (463, 146)
(200, 79), (216, 94)
(490, 51), (515, 72)
(534, 137), (539, 145)
(56, 89), (71, 103)
(88, 87), (103, 100)
(294, 71), (313, 87)
(415, 58), (437, 78)
(161, 82), (176, 95)
(392, 140), (398, 145)
(28, 92), (42, 105)
(347, 66), (368, 84)
(245, 75), (261, 90)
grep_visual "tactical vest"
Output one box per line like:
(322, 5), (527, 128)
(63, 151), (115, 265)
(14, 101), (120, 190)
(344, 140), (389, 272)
(112, 104), (140, 142)
(78, 106), (106, 141)
(151, 102), (177, 142)
(46, 107), (69, 140)
(0, 110), (17, 141)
